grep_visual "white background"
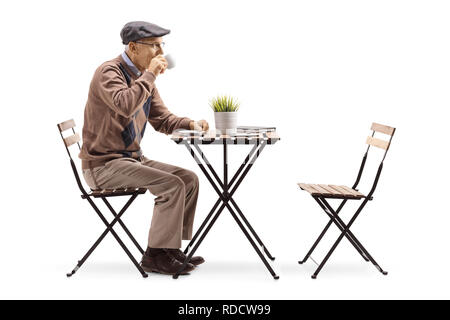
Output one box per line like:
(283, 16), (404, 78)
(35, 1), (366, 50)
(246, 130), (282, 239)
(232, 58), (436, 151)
(0, 0), (449, 299)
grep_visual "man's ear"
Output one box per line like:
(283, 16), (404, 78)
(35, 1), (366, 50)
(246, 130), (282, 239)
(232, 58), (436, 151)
(128, 42), (137, 54)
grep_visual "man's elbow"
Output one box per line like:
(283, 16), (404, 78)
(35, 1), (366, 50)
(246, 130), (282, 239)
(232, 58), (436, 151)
(150, 121), (170, 135)
(112, 98), (134, 118)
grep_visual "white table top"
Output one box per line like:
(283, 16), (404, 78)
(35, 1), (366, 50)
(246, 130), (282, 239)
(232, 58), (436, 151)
(171, 129), (280, 145)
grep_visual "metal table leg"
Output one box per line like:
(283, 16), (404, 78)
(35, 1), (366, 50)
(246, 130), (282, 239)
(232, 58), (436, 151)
(173, 140), (278, 279)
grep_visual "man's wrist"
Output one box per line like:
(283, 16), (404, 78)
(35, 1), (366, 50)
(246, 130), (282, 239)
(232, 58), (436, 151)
(142, 70), (156, 82)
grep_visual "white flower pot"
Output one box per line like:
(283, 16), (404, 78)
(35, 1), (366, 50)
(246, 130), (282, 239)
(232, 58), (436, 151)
(214, 112), (238, 134)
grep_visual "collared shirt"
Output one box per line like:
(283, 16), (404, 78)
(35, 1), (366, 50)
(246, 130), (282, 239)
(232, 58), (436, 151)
(121, 52), (142, 77)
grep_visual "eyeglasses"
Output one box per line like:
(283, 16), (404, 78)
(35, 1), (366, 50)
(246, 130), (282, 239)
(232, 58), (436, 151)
(135, 41), (165, 50)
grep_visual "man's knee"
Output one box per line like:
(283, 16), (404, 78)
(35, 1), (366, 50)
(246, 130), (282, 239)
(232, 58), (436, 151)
(185, 170), (199, 189)
(169, 174), (186, 193)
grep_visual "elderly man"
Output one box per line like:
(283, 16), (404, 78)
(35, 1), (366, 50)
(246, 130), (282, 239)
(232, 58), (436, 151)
(79, 21), (208, 276)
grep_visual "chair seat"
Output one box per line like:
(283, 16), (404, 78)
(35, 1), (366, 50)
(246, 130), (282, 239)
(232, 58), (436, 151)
(298, 183), (366, 200)
(81, 187), (147, 199)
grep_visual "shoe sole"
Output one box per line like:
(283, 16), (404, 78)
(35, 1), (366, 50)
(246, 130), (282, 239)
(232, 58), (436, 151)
(192, 259), (205, 266)
(141, 265), (194, 276)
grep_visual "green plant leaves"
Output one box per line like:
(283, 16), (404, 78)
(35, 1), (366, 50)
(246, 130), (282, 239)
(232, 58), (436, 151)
(209, 95), (240, 112)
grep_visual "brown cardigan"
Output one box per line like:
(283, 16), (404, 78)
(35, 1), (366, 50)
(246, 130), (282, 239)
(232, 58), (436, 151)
(78, 54), (192, 169)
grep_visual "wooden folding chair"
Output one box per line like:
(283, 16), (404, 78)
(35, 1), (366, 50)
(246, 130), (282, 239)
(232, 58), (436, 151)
(297, 122), (396, 279)
(57, 119), (148, 278)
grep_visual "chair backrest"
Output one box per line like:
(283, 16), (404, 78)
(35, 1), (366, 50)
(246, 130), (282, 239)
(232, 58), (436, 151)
(57, 119), (81, 154)
(352, 122), (396, 198)
(366, 122), (396, 161)
(57, 119), (89, 196)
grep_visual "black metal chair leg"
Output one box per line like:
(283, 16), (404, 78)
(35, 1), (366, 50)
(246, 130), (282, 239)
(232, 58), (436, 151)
(320, 198), (387, 275)
(67, 221), (148, 278)
(299, 197), (369, 264)
(311, 227), (386, 279)
(315, 198), (370, 262)
(66, 225), (111, 277)
(67, 194), (148, 278)
(66, 263), (80, 277)
(68, 196), (132, 277)
(109, 227), (148, 278)
(311, 231), (345, 279)
(299, 218), (334, 265)
(299, 198), (347, 264)
(312, 198), (384, 279)
(102, 197), (145, 255)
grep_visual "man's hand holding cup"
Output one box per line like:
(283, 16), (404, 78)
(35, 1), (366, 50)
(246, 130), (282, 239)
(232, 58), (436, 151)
(146, 55), (168, 76)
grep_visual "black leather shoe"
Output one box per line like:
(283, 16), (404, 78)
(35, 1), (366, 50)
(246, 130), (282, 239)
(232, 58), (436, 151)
(166, 248), (205, 266)
(141, 249), (196, 275)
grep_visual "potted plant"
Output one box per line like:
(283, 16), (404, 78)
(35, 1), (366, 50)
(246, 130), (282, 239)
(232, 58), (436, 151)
(209, 95), (240, 134)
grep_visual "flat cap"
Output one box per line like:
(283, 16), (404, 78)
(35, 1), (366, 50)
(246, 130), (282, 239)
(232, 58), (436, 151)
(120, 21), (170, 45)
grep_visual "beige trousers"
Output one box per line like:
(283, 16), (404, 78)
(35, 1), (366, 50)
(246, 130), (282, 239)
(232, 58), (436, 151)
(82, 157), (199, 249)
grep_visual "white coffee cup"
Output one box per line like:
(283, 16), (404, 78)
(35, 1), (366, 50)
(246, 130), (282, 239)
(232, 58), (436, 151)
(164, 54), (175, 69)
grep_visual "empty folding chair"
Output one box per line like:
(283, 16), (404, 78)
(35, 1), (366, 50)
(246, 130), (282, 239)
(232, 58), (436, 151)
(298, 122), (396, 279)
(57, 119), (148, 278)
